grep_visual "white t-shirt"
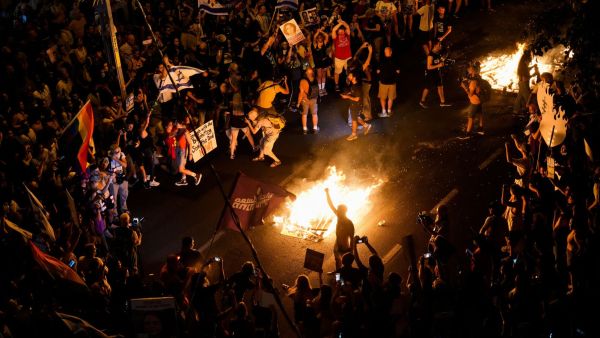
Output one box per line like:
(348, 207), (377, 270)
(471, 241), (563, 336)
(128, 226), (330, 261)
(376, 1), (397, 22)
(417, 4), (434, 32)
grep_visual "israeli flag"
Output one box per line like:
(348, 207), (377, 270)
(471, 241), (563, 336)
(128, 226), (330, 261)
(275, 0), (298, 11)
(155, 66), (204, 96)
(198, 0), (229, 15)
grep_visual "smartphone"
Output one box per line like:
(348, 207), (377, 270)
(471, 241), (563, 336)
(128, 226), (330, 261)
(68, 259), (76, 268)
(357, 238), (364, 244)
(335, 273), (341, 283)
(214, 256), (221, 262)
(424, 253), (432, 259)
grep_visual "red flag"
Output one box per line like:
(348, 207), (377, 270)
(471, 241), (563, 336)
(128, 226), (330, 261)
(219, 172), (295, 231)
(29, 241), (86, 286)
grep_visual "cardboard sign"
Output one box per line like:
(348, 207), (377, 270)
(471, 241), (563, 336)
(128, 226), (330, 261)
(280, 19), (305, 45)
(125, 93), (135, 113)
(303, 248), (324, 272)
(130, 297), (178, 338)
(546, 156), (555, 179)
(190, 120), (218, 162)
(300, 8), (320, 26)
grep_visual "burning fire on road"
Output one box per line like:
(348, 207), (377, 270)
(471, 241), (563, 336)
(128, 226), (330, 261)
(480, 42), (569, 93)
(273, 166), (382, 242)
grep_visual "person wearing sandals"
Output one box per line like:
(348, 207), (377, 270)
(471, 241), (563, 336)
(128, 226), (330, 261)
(340, 72), (372, 141)
(245, 109), (282, 168)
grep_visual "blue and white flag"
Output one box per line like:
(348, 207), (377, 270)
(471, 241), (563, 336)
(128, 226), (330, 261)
(198, 0), (229, 15)
(275, 0), (298, 11)
(154, 66), (204, 101)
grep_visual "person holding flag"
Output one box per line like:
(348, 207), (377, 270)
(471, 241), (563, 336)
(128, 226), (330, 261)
(153, 58), (205, 118)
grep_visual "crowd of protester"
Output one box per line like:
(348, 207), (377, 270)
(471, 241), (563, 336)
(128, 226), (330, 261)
(1, 0), (598, 337)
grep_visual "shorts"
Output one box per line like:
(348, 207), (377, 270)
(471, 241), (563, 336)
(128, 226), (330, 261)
(418, 29), (433, 45)
(256, 105), (277, 116)
(261, 132), (279, 153)
(403, 4), (415, 14)
(425, 70), (443, 88)
(378, 83), (397, 100)
(467, 103), (483, 118)
(230, 115), (247, 129)
(301, 98), (318, 116)
(334, 57), (350, 75)
(176, 147), (186, 168)
(349, 106), (363, 121)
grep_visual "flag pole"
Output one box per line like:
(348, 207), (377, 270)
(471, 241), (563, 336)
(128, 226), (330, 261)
(267, 7), (279, 35)
(57, 100), (91, 138)
(135, 3), (301, 336)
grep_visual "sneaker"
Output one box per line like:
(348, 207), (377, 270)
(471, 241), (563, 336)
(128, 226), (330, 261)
(346, 134), (358, 141)
(363, 124), (372, 135)
(378, 111), (389, 118)
(313, 127), (320, 134)
(335, 85), (340, 92)
(477, 130), (486, 136)
(175, 179), (188, 186)
(195, 173), (202, 186)
(440, 102), (452, 107)
(149, 179), (160, 187)
(457, 134), (472, 140)
(303, 128), (308, 135)
(419, 101), (428, 109)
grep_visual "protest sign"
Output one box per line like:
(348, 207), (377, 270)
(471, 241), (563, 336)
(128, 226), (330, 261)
(537, 82), (567, 147)
(280, 19), (305, 45)
(190, 120), (218, 162)
(303, 248), (325, 272)
(300, 8), (320, 26)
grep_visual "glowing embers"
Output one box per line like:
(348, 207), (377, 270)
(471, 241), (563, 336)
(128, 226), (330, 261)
(273, 166), (382, 242)
(480, 43), (569, 93)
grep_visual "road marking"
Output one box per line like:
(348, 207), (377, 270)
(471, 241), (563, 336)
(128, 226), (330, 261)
(430, 188), (459, 214)
(478, 148), (503, 170)
(382, 243), (402, 265)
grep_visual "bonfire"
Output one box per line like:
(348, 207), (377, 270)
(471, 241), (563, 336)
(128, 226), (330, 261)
(480, 43), (568, 93)
(273, 166), (382, 242)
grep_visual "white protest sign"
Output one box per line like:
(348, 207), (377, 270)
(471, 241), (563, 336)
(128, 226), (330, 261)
(190, 120), (218, 162)
(537, 82), (567, 147)
(280, 19), (305, 45)
(301, 8), (320, 26)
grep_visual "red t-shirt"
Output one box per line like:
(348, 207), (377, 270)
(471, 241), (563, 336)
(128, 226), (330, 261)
(334, 33), (352, 60)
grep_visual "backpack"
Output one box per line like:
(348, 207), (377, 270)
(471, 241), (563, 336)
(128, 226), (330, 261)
(478, 78), (493, 102)
(265, 113), (286, 131)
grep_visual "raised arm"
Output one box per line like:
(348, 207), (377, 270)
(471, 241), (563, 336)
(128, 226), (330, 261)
(324, 188), (337, 214)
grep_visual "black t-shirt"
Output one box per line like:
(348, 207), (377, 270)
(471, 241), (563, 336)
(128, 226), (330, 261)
(378, 56), (399, 84)
(433, 13), (452, 39)
(365, 15), (384, 40)
(335, 214), (355, 250)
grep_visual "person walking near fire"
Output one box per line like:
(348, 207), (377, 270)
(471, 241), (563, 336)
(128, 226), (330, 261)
(325, 188), (355, 269)
(245, 109), (282, 168)
(459, 63), (484, 138)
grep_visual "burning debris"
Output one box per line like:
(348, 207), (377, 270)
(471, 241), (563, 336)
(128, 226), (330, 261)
(480, 43), (569, 92)
(273, 166), (382, 242)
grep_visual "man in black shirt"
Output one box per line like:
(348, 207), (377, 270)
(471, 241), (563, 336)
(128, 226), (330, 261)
(377, 47), (400, 117)
(433, 5), (453, 43)
(341, 72), (372, 141)
(419, 41), (451, 108)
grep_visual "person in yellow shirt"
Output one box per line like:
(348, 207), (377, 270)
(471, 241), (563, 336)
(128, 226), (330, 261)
(255, 76), (290, 115)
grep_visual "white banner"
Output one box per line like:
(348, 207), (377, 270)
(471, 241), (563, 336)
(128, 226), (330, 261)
(190, 120), (217, 162)
(537, 82), (567, 147)
(280, 19), (305, 45)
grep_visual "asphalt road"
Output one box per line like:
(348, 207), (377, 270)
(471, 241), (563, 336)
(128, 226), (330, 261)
(129, 1), (535, 334)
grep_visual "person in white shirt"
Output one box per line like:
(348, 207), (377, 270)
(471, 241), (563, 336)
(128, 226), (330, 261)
(417, 0), (435, 55)
(375, 0), (399, 45)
